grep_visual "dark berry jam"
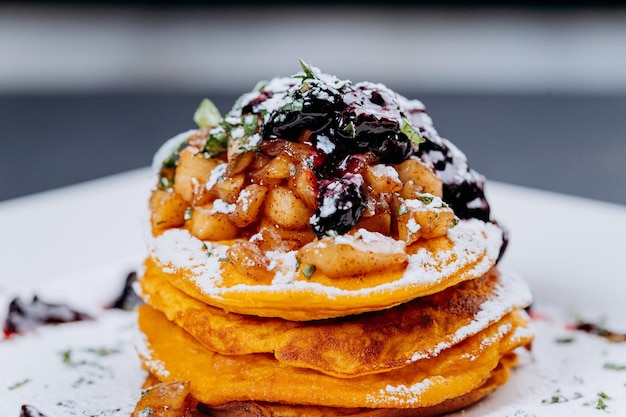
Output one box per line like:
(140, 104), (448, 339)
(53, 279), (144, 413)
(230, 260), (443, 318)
(230, 63), (494, 236)
(108, 271), (143, 311)
(575, 321), (626, 343)
(312, 174), (367, 237)
(3, 296), (92, 337)
(20, 405), (48, 417)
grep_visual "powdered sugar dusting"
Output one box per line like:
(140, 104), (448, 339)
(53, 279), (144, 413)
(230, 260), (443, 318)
(236, 188), (254, 212)
(150, 229), (227, 291)
(134, 330), (170, 379)
(211, 199), (235, 214)
(267, 250), (299, 285)
(403, 219), (502, 289)
(370, 164), (400, 182)
(409, 270), (532, 362)
(150, 219), (502, 301)
(366, 378), (436, 407)
(333, 229), (405, 255)
(205, 162), (227, 191)
(480, 322), (514, 351)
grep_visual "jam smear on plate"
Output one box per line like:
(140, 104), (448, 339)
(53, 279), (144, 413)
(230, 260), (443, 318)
(575, 321), (626, 343)
(108, 271), (143, 311)
(2, 296), (92, 338)
(20, 405), (49, 417)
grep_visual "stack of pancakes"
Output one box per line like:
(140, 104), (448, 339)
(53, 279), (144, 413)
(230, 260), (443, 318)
(135, 64), (533, 416)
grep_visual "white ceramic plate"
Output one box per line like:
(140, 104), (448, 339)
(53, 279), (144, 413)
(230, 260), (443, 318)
(1, 169), (625, 416)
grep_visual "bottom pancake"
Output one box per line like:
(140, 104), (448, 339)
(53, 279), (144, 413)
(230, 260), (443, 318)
(136, 305), (532, 410)
(136, 353), (516, 417)
(202, 354), (517, 417)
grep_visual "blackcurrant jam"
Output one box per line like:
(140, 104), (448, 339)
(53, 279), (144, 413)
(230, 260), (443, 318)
(230, 63), (495, 237)
(109, 271), (143, 311)
(20, 405), (48, 417)
(3, 296), (92, 338)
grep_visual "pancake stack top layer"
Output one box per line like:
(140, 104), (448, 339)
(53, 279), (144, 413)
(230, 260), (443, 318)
(134, 62), (534, 415)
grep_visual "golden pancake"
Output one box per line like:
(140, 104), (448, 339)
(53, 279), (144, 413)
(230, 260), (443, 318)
(136, 305), (532, 408)
(202, 354), (518, 417)
(137, 353), (517, 417)
(139, 264), (531, 377)
(148, 218), (503, 321)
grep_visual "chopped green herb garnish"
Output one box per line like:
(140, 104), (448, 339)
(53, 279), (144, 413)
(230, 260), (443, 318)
(218, 257), (231, 263)
(203, 127), (228, 157)
(542, 394), (566, 404)
(61, 349), (72, 364)
(603, 362), (626, 371)
(343, 121), (356, 138)
(418, 194), (434, 205)
(161, 153), (178, 169)
(450, 216), (460, 229)
(297, 59), (317, 80)
(541, 389), (581, 404)
(585, 392), (611, 410)
(279, 100), (304, 113)
(184, 207), (193, 221)
(8, 378), (30, 390)
(242, 114), (260, 136)
(302, 264), (316, 279)
(555, 336), (576, 344)
(193, 98), (221, 129)
(86, 347), (121, 357)
(398, 204), (408, 216)
(400, 117), (424, 145)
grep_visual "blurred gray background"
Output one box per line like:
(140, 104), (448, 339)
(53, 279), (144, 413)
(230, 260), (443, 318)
(1, 2), (625, 205)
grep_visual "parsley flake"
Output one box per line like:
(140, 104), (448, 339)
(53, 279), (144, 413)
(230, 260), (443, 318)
(343, 121), (356, 138)
(297, 59), (317, 80)
(541, 389), (582, 405)
(302, 264), (316, 279)
(86, 347), (121, 357)
(8, 378), (30, 390)
(418, 195), (434, 205)
(603, 362), (626, 371)
(584, 392), (611, 410)
(193, 98), (221, 129)
(450, 216), (460, 228)
(400, 117), (424, 145)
